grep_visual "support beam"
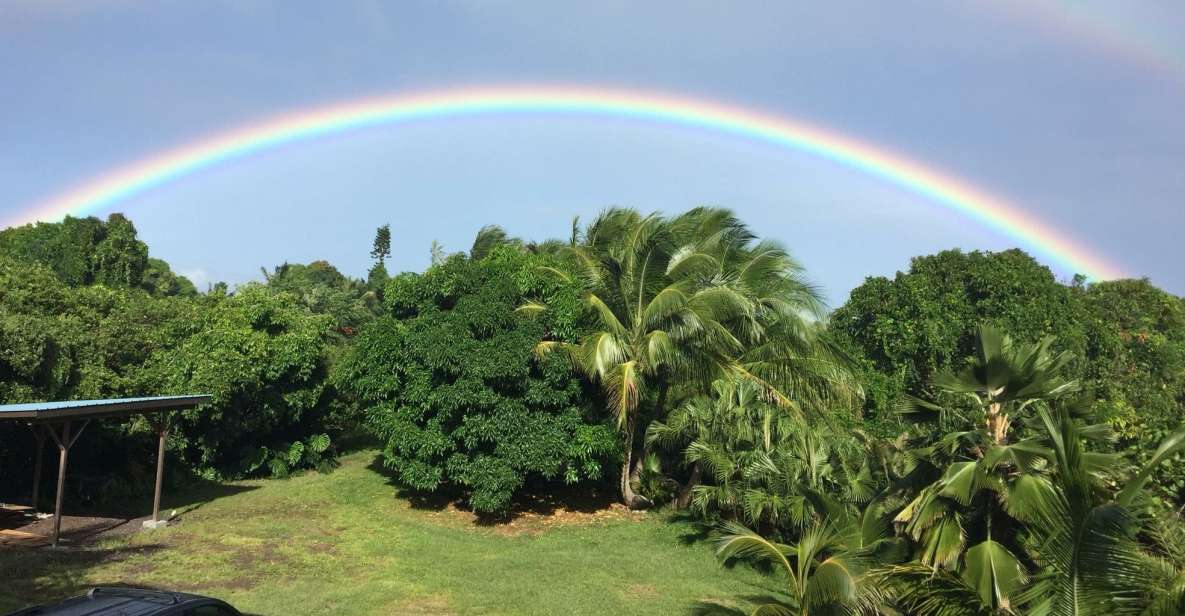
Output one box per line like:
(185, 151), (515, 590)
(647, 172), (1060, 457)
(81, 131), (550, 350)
(144, 411), (173, 528)
(46, 421), (70, 548)
(28, 425), (46, 513)
(42, 420), (89, 547)
(152, 424), (167, 523)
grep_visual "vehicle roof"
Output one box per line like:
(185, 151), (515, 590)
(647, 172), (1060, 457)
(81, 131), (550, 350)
(7, 587), (218, 616)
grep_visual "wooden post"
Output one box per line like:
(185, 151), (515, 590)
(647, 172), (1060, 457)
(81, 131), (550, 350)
(29, 425), (46, 513)
(50, 422), (70, 547)
(152, 421), (168, 523)
(43, 420), (88, 547)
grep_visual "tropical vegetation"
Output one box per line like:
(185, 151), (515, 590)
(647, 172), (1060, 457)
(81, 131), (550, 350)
(1, 208), (1183, 614)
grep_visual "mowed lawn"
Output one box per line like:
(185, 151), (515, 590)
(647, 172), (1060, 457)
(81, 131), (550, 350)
(0, 450), (777, 615)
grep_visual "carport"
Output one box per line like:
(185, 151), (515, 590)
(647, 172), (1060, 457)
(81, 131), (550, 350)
(0, 395), (210, 547)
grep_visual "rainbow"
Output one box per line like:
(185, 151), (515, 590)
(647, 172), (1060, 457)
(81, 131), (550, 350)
(997, 1), (1185, 83)
(8, 85), (1124, 279)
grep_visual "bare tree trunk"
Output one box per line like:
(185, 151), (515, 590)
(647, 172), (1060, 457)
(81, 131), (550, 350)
(675, 462), (702, 509)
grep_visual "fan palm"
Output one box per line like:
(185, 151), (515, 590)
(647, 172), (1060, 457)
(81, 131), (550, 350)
(892, 326), (1082, 610)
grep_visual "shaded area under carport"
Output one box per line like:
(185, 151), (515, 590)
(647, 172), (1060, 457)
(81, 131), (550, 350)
(0, 396), (209, 547)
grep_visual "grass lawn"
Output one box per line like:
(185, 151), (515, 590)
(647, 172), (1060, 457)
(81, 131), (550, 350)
(0, 450), (778, 615)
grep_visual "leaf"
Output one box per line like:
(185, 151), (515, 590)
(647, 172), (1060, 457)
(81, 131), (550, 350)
(962, 539), (1026, 610)
(287, 440), (305, 465)
(307, 433), (330, 454)
(938, 461), (983, 506)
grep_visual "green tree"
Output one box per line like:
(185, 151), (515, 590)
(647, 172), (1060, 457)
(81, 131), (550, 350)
(831, 249), (1088, 435)
(262, 260), (377, 334)
(713, 495), (896, 616)
(892, 326), (1079, 610)
(140, 258), (198, 297)
(90, 214), (149, 287)
(370, 223), (391, 265)
(0, 214), (155, 289)
(142, 285), (339, 478)
(1082, 279), (1185, 503)
(527, 207), (850, 508)
(336, 247), (616, 514)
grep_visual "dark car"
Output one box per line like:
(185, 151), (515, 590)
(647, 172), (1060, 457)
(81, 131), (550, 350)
(4, 587), (242, 616)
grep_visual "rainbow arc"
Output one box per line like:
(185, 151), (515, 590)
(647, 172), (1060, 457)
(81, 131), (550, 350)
(8, 86), (1124, 280)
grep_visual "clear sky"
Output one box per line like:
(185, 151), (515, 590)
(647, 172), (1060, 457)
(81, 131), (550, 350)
(2, 1), (1182, 305)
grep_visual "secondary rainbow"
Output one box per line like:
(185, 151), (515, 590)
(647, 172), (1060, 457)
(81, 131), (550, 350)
(10, 85), (1124, 280)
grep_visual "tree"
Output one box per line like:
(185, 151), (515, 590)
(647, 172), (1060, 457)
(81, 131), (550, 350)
(370, 223), (391, 265)
(261, 260), (377, 334)
(526, 207), (847, 508)
(831, 249), (1088, 435)
(141, 284), (340, 478)
(0, 214), (153, 289)
(891, 326), (1079, 610)
(1081, 279), (1185, 503)
(713, 494), (896, 616)
(470, 225), (522, 260)
(140, 258), (197, 297)
(336, 247), (616, 514)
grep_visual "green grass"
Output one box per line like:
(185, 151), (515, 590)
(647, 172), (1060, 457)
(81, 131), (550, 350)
(0, 450), (777, 615)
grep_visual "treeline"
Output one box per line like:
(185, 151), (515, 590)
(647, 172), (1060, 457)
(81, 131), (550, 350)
(1, 209), (1183, 612)
(0, 216), (379, 499)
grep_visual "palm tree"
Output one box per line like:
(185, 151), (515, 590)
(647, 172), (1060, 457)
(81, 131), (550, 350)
(714, 494), (897, 616)
(469, 224), (524, 260)
(892, 326), (1081, 610)
(648, 376), (871, 527)
(881, 411), (1185, 616)
(887, 326), (1185, 615)
(525, 207), (848, 507)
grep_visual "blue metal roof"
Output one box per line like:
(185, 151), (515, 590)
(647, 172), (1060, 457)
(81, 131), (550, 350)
(0, 395), (211, 422)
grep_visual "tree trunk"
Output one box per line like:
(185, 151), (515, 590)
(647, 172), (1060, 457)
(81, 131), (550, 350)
(675, 462), (702, 509)
(618, 413), (652, 509)
(985, 401), (1010, 446)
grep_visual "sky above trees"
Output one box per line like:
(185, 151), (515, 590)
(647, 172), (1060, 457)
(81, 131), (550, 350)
(1, 1), (1182, 303)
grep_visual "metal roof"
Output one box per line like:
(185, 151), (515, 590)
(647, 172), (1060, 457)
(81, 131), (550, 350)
(0, 395), (211, 423)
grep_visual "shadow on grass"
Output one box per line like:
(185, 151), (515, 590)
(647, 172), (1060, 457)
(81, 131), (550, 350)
(690, 594), (789, 615)
(365, 453), (621, 525)
(1, 577), (265, 615)
(3, 479), (258, 550)
(0, 544), (167, 612)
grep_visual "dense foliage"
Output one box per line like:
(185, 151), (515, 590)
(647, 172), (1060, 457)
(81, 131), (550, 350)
(0, 217), (362, 502)
(0, 214), (193, 295)
(833, 249), (1185, 504)
(336, 247), (616, 514)
(2, 208), (1183, 614)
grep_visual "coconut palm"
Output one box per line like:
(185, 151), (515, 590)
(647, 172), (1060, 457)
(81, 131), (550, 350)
(525, 207), (852, 507)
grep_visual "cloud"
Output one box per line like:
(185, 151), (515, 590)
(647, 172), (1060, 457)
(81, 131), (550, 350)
(180, 268), (210, 289)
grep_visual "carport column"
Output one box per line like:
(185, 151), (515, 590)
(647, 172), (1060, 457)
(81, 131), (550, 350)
(44, 420), (89, 547)
(29, 424), (46, 512)
(147, 412), (173, 526)
(48, 421), (70, 547)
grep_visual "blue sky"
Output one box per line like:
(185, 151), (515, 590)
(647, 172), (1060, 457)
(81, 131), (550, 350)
(2, 1), (1183, 305)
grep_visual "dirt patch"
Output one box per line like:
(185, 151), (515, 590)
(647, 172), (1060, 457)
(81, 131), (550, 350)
(624, 583), (660, 599)
(0, 513), (152, 548)
(487, 502), (647, 536)
(402, 487), (649, 536)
